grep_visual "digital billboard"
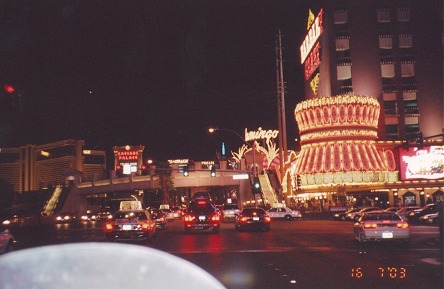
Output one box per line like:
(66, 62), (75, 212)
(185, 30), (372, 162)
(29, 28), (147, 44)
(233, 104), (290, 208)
(399, 146), (444, 180)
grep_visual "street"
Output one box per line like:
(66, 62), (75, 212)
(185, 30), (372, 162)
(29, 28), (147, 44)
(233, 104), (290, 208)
(5, 218), (443, 289)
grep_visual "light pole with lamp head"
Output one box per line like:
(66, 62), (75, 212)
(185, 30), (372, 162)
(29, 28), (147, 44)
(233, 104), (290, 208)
(208, 127), (257, 177)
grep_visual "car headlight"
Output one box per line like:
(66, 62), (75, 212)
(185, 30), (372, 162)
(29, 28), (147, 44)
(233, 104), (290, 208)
(2, 220), (11, 225)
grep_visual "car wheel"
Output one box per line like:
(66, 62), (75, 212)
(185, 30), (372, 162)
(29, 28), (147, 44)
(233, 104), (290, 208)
(285, 215), (292, 221)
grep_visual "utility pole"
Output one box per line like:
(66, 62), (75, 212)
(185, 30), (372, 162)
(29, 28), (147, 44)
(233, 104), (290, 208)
(276, 30), (289, 201)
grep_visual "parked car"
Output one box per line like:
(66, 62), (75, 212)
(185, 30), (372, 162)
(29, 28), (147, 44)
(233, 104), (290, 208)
(353, 211), (410, 243)
(396, 206), (421, 220)
(0, 230), (17, 254)
(235, 207), (271, 232)
(149, 208), (168, 230)
(347, 207), (380, 221)
(419, 212), (439, 225)
(183, 199), (220, 233)
(105, 209), (156, 243)
(405, 204), (437, 223)
(266, 207), (302, 220)
(221, 204), (240, 222)
(333, 208), (360, 221)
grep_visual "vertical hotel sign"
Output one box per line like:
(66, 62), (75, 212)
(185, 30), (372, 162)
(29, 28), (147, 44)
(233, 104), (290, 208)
(300, 8), (323, 94)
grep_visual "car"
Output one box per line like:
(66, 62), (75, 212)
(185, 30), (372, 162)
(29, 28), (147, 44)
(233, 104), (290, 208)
(183, 199), (220, 233)
(221, 204), (240, 222)
(160, 208), (175, 221)
(384, 207), (400, 213)
(266, 207), (302, 220)
(406, 204), (437, 223)
(332, 208), (360, 221)
(97, 211), (113, 220)
(105, 209), (156, 243)
(55, 212), (77, 223)
(193, 192), (212, 201)
(171, 206), (183, 219)
(0, 230), (17, 254)
(80, 211), (98, 222)
(419, 212), (439, 224)
(149, 208), (168, 230)
(353, 211), (410, 243)
(396, 206), (421, 220)
(347, 207), (380, 221)
(235, 207), (271, 232)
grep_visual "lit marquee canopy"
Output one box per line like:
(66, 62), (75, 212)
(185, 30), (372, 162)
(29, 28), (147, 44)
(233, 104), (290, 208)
(294, 95), (397, 187)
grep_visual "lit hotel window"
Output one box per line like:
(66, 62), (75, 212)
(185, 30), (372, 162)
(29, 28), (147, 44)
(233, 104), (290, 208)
(379, 36), (393, 49)
(334, 11), (348, 24)
(377, 9), (391, 23)
(399, 35), (413, 48)
(381, 63), (395, 78)
(396, 8), (410, 22)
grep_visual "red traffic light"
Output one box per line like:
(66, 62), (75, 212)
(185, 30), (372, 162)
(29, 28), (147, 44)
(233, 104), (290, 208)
(4, 84), (15, 94)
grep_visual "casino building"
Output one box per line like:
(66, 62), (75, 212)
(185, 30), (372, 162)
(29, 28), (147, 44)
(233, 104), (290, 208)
(291, 0), (443, 208)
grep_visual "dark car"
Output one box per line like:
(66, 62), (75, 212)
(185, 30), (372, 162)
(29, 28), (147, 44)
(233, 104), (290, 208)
(183, 199), (220, 233)
(348, 207), (381, 221)
(332, 208), (360, 221)
(105, 209), (156, 243)
(235, 207), (271, 232)
(405, 204), (437, 223)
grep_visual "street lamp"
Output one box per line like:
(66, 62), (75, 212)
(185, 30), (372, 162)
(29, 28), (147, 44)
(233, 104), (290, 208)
(208, 127), (257, 176)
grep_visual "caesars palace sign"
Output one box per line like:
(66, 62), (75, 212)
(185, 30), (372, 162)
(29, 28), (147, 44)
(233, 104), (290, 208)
(245, 127), (279, 142)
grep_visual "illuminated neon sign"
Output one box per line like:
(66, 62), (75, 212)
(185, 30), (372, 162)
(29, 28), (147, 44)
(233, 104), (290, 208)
(245, 127), (279, 142)
(305, 42), (321, 80)
(300, 8), (323, 64)
(399, 146), (444, 180)
(117, 150), (138, 161)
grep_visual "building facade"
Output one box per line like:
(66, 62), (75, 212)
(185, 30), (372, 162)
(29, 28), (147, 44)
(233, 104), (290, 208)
(302, 0), (443, 141)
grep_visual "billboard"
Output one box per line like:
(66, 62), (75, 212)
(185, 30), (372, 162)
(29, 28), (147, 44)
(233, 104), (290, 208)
(399, 146), (444, 180)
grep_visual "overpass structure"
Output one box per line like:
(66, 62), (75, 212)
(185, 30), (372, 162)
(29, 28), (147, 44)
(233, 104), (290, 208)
(61, 167), (259, 215)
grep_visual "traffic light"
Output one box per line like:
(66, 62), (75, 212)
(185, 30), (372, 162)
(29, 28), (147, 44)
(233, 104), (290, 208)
(210, 166), (216, 177)
(183, 165), (189, 177)
(252, 177), (261, 194)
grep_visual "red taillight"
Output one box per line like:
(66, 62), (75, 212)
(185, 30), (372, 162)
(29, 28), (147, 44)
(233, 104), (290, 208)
(364, 223), (378, 229)
(105, 223), (113, 232)
(240, 216), (249, 222)
(397, 222), (409, 229)
(264, 216), (271, 222)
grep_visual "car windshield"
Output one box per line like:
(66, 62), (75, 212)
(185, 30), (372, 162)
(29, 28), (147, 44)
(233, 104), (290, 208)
(362, 213), (402, 221)
(242, 209), (265, 216)
(223, 205), (239, 210)
(114, 211), (147, 220)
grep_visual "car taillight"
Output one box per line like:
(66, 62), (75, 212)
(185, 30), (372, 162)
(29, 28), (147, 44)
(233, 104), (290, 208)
(184, 215), (195, 222)
(364, 223), (378, 229)
(141, 223), (150, 231)
(396, 222), (409, 229)
(264, 216), (271, 222)
(211, 214), (220, 222)
(240, 216), (249, 222)
(105, 223), (114, 232)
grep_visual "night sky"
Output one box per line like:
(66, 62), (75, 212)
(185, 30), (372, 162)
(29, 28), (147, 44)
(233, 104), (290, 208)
(0, 0), (312, 161)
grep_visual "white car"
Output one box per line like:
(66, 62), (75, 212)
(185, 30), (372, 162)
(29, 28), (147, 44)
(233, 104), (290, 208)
(353, 211), (410, 243)
(0, 230), (17, 254)
(266, 207), (302, 220)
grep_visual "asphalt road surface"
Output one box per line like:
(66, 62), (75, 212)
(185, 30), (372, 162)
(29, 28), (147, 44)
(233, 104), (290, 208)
(5, 218), (443, 289)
